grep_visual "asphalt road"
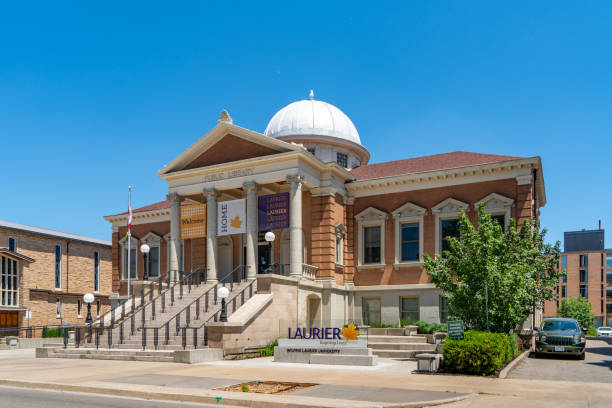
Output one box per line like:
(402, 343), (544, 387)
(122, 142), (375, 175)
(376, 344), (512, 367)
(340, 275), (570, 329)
(0, 385), (237, 408)
(509, 338), (612, 383)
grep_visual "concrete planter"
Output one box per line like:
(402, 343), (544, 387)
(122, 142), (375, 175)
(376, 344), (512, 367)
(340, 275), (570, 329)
(68, 330), (75, 344)
(426, 332), (447, 344)
(6, 336), (18, 347)
(402, 325), (418, 336)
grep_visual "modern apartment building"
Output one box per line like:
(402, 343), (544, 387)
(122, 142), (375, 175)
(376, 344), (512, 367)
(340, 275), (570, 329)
(544, 228), (612, 327)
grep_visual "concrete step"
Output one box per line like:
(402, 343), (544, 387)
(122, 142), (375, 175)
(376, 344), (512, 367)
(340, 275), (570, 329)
(54, 348), (175, 357)
(369, 342), (434, 351)
(371, 349), (434, 358)
(365, 335), (428, 344)
(48, 352), (175, 362)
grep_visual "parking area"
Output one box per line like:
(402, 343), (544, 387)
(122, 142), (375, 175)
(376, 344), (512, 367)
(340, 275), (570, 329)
(510, 338), (612, 383)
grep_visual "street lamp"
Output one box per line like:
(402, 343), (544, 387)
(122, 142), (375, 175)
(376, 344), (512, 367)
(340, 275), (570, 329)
(140, 244), (150, 281)
(218, 286), (230, 322)
(264, 231), (275, 273)
(83, 293), (94, 325)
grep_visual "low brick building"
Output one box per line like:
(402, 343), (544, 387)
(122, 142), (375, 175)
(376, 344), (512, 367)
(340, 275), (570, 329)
(0, 220), (112, 334)
(544, 228), (612, 327)
(105, 94), (546, 326)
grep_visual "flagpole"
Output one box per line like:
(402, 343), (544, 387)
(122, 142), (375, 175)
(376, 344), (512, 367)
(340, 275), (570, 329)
(127, 186), (132, 298)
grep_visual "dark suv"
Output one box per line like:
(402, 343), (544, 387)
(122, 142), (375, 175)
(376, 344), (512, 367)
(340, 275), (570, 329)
(535, 318), (586, 360)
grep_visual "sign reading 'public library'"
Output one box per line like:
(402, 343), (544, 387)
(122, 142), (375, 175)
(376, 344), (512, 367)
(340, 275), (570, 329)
(179, 193), (290, 238)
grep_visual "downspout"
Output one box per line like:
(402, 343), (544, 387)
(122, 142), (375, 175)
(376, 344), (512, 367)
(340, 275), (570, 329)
(66, 240), (70, 292)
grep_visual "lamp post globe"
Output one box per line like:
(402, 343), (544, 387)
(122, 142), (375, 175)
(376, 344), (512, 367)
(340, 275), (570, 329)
(264, 231), (275, 242)
(264, 231), (275, 273)
(140, 244), (150, 280)
(83, 293), (94, 324)
(218, 286), (230, 322)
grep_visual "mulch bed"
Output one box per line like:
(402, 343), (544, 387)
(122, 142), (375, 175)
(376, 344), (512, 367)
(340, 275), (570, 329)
(217, 380), (318, 394)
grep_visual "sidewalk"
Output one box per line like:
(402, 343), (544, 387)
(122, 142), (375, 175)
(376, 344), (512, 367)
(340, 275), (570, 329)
(1, 349), (610, 407)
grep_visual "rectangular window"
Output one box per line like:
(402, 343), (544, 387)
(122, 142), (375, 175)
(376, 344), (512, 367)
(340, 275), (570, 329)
(123, 248), (137, 279)
(580, 254), (588, 267)
(608, 272), (612, 284)
(94, 251), (100, 291)
(1, 256), (18, 306)
(8, 238), (15, 252)
(491, 214), (505, 231)
(561, 274), (567, 283)
(400, 223), (419, 261)
(56, 298), (61, 317)
(148, 247), (160, 277)
(336, 152), (348, 168)
(54, 245), (61, 289)
(440, 296), (448, 323)
(77, 299), (82, 316)
(607, 256), (612, 269)
(580, 270), (588, 282)
(362, 298), (381, 325)
(580, 284), (588, 298)
(441, 219), (459, 253)
(561, 255), (567, 269)
(364, 226), (381, 264)
(96, 300), (101, 316)
(561, 286), (567, 298)
(400, 297), (419, 323)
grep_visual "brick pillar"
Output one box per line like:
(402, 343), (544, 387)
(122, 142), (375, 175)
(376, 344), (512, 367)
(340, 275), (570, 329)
(111, 228), (121, 293)
(311, 194), (335, 279)
(515, 175), (534, 227)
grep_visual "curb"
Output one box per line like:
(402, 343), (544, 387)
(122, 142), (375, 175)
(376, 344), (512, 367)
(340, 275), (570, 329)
(498, 350), (530, 379)
(0, 378), (474, 408)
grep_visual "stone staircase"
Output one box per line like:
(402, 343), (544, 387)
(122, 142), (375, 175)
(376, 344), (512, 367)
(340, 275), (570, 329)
(44, 347), (176, 362)
(366, 327), (436, 359)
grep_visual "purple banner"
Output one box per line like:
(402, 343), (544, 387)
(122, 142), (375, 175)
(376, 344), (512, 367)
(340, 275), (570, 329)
(258, 193), (290, 231)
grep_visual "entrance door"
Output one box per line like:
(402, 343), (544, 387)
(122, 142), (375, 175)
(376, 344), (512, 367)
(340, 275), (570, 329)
(258, 244), (271, 274)
(307, 295), (321, 328)
(0, 311), (19, 337)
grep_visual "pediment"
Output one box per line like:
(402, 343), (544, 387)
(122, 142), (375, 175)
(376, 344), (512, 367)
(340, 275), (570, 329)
(475, 193), (514, 212)
(159, 121), (299, 175)
(355, 206), (388, 222)
(392, 202), (427, 218)
(431, 197), (469, 216)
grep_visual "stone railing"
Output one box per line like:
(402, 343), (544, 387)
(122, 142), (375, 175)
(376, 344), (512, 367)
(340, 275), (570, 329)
(302, 263), (319, 280)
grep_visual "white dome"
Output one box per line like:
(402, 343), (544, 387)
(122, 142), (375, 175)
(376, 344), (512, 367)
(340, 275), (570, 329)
(264, 94), (361, 145)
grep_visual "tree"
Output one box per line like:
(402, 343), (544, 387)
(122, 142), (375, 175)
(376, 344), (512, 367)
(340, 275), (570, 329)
(424, 203), (561, 333)
(558, 296), (594, 330)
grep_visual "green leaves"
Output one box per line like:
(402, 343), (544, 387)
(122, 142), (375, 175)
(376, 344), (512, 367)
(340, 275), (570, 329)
(558, 297), (594, 330)
(425, 203), (561, 333)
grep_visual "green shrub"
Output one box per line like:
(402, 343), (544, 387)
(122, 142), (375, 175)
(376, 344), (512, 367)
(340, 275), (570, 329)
(42, 327), (73, 338)
(258, 340), (278, 357)
(400, 320), (448, 334)
(369, 323), (399, 328)
(442, 330), (520, 376)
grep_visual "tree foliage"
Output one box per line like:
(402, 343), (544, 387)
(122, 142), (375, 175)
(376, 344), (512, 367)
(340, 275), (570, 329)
(424, 203), (561, 333)
(558, 296), (594, 330)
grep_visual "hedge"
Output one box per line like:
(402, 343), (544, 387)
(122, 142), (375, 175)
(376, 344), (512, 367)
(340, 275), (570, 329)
(442, 330), (519, 376)
(42, 327), (73, 338)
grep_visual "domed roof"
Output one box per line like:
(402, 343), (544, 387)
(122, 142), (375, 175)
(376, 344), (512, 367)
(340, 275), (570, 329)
(264, 91), (361, 145)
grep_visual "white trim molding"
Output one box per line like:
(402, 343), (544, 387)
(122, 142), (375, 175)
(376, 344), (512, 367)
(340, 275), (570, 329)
(334, 223), (346, 266)
(355, 207), (388, 268)
(119, 235), (139, 280)
(141, 232), (162, 278)
(392, 202), (427, 269)
(474, 193), (514, 230)
(432, 198), (469, 255)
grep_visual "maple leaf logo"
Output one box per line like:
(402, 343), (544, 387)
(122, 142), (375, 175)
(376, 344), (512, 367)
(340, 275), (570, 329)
(341, 322), (359, 341)
(230, 216), (243, 229)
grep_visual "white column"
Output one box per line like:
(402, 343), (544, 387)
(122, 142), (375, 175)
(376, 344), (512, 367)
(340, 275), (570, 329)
(204, 188), (218, 283)
(244, 181), (258, 281)
(167, 193), (181, 282)
(287, 175), (304, 277)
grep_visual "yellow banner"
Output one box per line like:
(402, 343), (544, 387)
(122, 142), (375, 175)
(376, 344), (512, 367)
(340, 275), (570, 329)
(180, 204), (206, 239)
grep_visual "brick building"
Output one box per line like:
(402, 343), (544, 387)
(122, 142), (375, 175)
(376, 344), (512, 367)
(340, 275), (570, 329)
(0, 220), (112, 334)
(544, 228), (612, 327)
(105, 94), (546, 326)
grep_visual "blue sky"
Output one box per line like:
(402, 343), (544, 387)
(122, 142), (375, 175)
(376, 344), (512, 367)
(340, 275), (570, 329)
(1, 1), (611, 246)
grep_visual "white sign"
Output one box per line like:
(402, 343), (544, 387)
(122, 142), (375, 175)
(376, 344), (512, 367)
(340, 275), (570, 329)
(25, 311), (31, 320)
(217, 199), (246, 236)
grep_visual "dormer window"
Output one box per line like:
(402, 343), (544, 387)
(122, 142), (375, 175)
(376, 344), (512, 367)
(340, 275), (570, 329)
(307, 148), (316, 156)
(336, 152), (348, 167)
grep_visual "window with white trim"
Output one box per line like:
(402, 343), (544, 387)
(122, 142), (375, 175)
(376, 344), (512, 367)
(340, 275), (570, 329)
(432, 198), (469, 255)
(334, 224), (346, 265)
(1, 255), (18, 306)
(336, 152), (348, 168)
(474, 193), (514, 232)
(141, 232), (162, 278)
(355, 207), (387, 267)
(400, 297), (419, 323)
(392, 202), (426, 266)
(120, 236), (138, 279)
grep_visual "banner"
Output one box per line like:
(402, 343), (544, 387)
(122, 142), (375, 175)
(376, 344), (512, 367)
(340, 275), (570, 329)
(181, 204), (207, 239)
(258, 193), (290, 231)
(218, 199), (246, 236)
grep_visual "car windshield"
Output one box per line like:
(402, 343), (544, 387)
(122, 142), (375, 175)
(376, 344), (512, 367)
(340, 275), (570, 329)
(542, 320), (579, 331)
(600, 327), (612, 331)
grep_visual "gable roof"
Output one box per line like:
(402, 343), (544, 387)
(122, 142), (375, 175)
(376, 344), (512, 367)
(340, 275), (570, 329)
(350, 151), (522, 181)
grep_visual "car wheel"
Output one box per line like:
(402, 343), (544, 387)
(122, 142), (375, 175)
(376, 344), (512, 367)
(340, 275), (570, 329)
(578, 352), (586, 360)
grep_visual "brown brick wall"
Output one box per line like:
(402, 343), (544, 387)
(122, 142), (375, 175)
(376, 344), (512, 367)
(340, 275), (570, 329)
(0, 228), (112, 329)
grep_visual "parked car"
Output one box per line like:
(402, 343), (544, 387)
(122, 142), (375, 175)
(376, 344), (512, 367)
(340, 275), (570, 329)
(535, 318), (586, 360)
(596, 327), (612, 337)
